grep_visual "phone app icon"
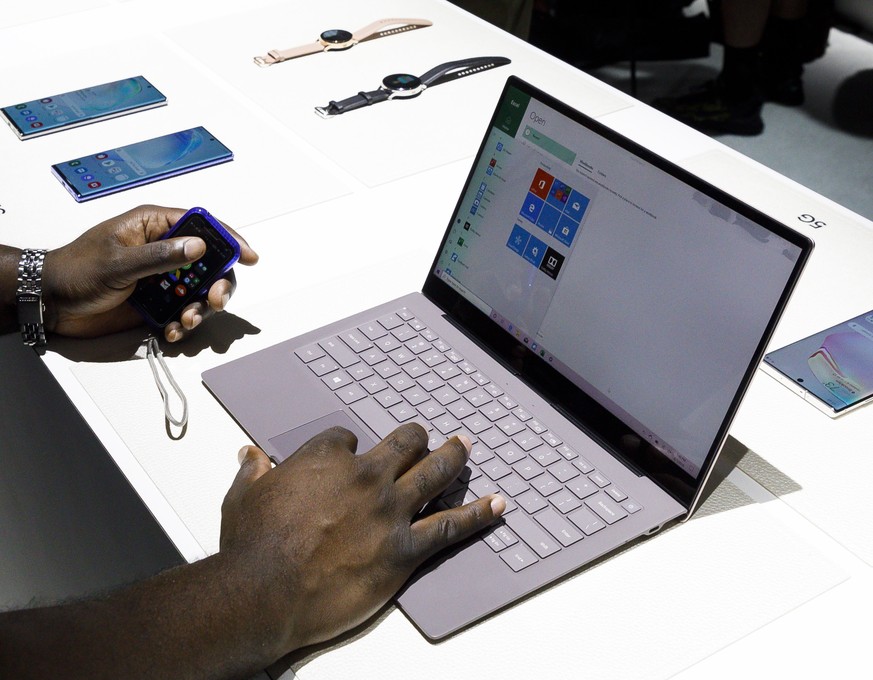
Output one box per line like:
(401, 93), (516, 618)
(95, 153), (109, 160)
(15, 104), (26, 109)
(159, 279), (171, 291)
(30, 122), (43, 129)
(20, 109), (32, 116)
(40, 98), (52, 103)
(174, 284), (187, 297)
(69, 160), (81, 167)
(25, 115), (37, 122)
(87, 181), (101, 188)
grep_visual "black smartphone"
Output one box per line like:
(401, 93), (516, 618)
(51, 126), (233, 202)
(1, 76), (167, 140)
(762, 309), (873, 417)
(128, 207), (241, 328)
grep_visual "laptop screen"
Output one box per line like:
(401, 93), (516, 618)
(426, 77), (812, 507)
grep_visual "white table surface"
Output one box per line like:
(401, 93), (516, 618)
(2, 1), (870, 678)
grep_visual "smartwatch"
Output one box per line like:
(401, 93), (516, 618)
(255, 18), (433, 67)
(16, 248), (47, 347)
(315, 56), (511, 118)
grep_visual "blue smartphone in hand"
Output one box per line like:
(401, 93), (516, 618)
(128, 207), (241, 328)
(51, 126), (233, 202)
(2, 76), (167, 140)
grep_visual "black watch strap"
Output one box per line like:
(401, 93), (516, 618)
(316, 88), (392, 118)
(419, 56), (511, 87)
(315, 55), (511, 118)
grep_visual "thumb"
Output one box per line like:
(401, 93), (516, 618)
(117, 236), (207, 283)
(222, 445), (273, 511)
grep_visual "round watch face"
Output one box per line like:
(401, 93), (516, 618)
(320, 29), (353, 45)
(382, 73), (423, 94)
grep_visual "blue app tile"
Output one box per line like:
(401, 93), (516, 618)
(565, 190), (590, 222)
(519, 192), (544, 224)
(507, 224), (530, 255)
(536, 203), (562, 235)
(555, 213), (580, 246)
(523, 234), (548, 267)
(545, 179), (572, 211)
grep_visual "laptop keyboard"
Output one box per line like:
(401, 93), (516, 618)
(294, 307), (643, 572)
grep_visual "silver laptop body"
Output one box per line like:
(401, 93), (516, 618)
(203, 77), (812, 639)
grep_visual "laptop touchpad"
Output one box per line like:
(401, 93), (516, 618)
(267, 411), (378, 464)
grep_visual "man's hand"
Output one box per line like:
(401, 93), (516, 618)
(41, 204), (258, 342)
(220, 423), (506, 654)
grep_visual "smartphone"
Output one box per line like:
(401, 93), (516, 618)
(762, 309), (873, 417)
(51, 126), (233, 202)
(1, 76), (167, 140)
(128, 207), (241, 328)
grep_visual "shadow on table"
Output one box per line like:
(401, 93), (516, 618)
(269, 437), (802, 679)
(47, 312), (260, 364)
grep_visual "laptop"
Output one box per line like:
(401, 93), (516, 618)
(202, 76), (813, 640)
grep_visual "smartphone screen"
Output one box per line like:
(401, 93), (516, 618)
(1, 76), (166, 140)
(763, 309), (873, 416)
(51, 126), (233, 202)
(129, 207), (241, 328)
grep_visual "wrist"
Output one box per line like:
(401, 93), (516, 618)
(210, 548), (303, 659)
(0, 246), (22, 334)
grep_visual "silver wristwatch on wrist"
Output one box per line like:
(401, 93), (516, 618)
(16, 248), (47, 346)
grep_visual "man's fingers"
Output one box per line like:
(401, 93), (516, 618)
(394, 434), (470, 511)
(222, 445), (272, 511)
(114, 235), (206, 284)
(363, 423), (430, 482)
(409, 494), (506, 561)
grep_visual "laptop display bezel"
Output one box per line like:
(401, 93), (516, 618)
(423, 76), (813, 511)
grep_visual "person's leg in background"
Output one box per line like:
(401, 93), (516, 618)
(654, 0), (809, 136)
(762, 0), (811, 104)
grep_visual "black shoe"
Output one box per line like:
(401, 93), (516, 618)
(763, 72), (805, 106)
(652, 80), (764, 136)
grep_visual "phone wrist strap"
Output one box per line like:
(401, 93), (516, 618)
(145, 336), (189, 430)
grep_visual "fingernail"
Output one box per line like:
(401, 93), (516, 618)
(237, 446), (250, 465)
(167, 328), (181, 342)
(490, 494), (507, 516)
(220, 292), (230, 309)
(457, 434), (472, 452)
(190, 313), (202, 329)
(182, 237), (205, 260)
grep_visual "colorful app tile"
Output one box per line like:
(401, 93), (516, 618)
(507, 224), (530, 256)
(519, 192), (545, 224)
(539, 247), (565, 280)
(565, 190), (590, 222)
(523, 234), (548, 267)
(555, 213), (580, 247)
(529, 168), (553, 200)
(546, 179), (572, 210)
(536, 203), (562, 235)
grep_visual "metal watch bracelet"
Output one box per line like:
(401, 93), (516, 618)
(16, 248), (47, 347)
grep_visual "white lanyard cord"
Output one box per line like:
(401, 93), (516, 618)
(145, 336), (189, 429)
